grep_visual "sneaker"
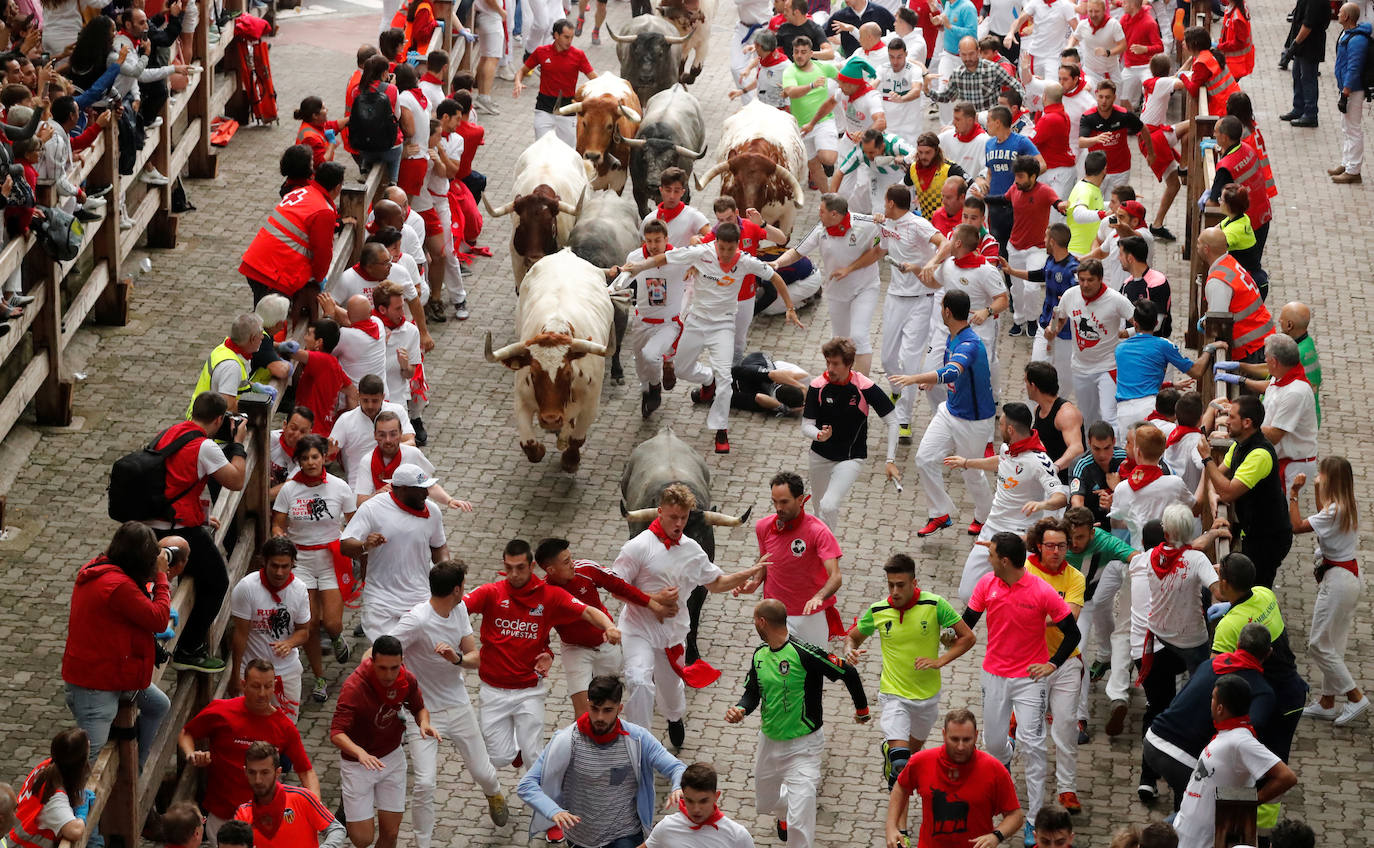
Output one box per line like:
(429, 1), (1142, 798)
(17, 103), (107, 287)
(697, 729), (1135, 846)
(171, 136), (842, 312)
(1025, 322), (1038, 337)
(88, 184), (113, 198)
(145, 116), (163, 131)
(1077, 720), (1090, 745)
(486, 793), (509, 826)
(691, 380), (716, 403)
(411, 417), (428, 447)
(546, 826), (564, 844)
(1333, 172), (1364, 184)
(140, 167), (170, 186)
(1335, 695), (1371, 726)
(7, 293), (34, 307)
(475, 94), (501, 115)
(574, 11), (585, 34)
(454, 300), (470, 320)
(83, 196), (107, 212)
(917, 515), (952, 537)
(1105, 699), (1128, 736)
(714, 429), (730, 454)
(1149, 226), (1177, 242)
(1008, 322), (1024, 337)
(1023, 822), (1034, 847)
(1058, 791), (1082, 814)
(1089, 659), (1110, 681)
(662, 359), (676, 391)
(898, 424), (912, 444)
(75, 208), (102, 223)
(311, 677), (328, 702)
(354, 622), (366, 637)
(424, 301), (448, 323)
(1328, 164), (1347, 176)
(120, 217), (134, 230)
(881, 740), (892, 786)
(591, 29), (601, 45)
(1303, 700), (1340, 720)
(776, 820), (787, 842)
(1137, 782), (1158, 804)
(668, 719), (685, 750)
(967, 520), (984, 536)
(496, 64), (516, 81)
(171, 649), (226, 673)
(332, 634), (351, 664)
(641, 385), (662, 418)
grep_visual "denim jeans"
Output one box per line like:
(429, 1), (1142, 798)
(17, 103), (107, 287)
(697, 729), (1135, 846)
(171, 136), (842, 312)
(358, 144), (403, 183)
(1291, 58), (1320, 119)
(65, 683), (171, 770)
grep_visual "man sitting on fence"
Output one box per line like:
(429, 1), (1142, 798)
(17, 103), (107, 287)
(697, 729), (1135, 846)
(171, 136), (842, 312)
(239, 161), (347, 307)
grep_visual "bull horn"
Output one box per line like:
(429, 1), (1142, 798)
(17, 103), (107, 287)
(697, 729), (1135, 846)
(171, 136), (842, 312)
(557, 200), (579, 215)
(664, 31), (691, 44)
(774, 163), (806, 208)
(605, 24), (636, 43)
(674, 143), (705, 159)
(694, 161), (727, 192)
(623, 507), (657, 523)
(605, 153), (623, 170)
(482, 194), (514, 217)
(621, 136), (647, 148)
(568, 338), (609, 356)
(483, 330), (528, 362)
(702, 505), (752, 527)
(618, 105), (642, 123)
(556, 102), (583, 116)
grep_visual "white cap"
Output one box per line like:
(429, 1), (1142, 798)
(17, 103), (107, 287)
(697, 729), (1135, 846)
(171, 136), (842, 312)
(384, 463), (439, 488)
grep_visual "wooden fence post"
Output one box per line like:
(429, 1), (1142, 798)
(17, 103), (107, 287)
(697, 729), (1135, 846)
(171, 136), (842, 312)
(188, 0), (217, 179)
(91, 124), (129, 326)
(98, 704), (141, 848)
(240, 392), (273, 554)
(30, 247), (72, 426)
(146, 94), (178, 249)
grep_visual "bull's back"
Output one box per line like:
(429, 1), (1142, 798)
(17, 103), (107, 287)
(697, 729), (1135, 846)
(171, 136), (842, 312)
(516, 250), (615, 344)
(642, 87), (705, 147)
(718, 101), (806, 178)
(620, 430), (711, 505)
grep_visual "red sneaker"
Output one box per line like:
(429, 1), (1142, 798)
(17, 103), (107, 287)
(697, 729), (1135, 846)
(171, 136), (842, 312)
(917, 515), (952, 537)
(967, 520), (984, 536)
(511, 752), (523, 770)
(472, 245), (493, 257)
(776, 820), (788, 842)
(714, 429), (730, 454)
(1058, 791), (1082, 814)
(546, 826), (565, 844)
(691, 381), (716, 404)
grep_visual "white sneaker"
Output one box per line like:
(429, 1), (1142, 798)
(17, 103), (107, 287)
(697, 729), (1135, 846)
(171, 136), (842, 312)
(475, 94), (501, 115)
(1335, 696), (1371, 726)
(496, 64), (516, 81)
(83, 196), (107, 212)
(120, 217), (134, 230)
(140, 167), (170, 186)
(1302, 700), (1341, 720)
(145, 116), (163, 131)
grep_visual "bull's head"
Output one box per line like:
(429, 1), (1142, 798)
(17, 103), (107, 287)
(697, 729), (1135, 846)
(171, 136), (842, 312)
(696, 152), (805, 211)
(620, 500), (752, 560)
(624, 135), (706, 205)
(485, 330), (609, 431)
(483, 185), (578, 264)
(561, 99), (642, 174)
(608, 25), (689, 89)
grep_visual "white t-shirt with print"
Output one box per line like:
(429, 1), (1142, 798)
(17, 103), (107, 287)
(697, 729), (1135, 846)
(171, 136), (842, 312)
(796, 213), (883, 292)
(331, 403), (415, 479)
(1139, 547), (1218, 649)
(1173, 729), (1281, 848)
(333, 317), (390, 394)
(272, 473), (357, 547)
(626, 246), (690, 323)
(664, 244), (775, 324)
(1055, 283), (1135, 373)
(230, 571), (312, 674)
(988, 446), (1065, 533)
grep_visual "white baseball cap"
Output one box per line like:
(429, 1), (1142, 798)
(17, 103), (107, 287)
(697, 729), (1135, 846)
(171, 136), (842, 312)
(384, 463), (439, 488)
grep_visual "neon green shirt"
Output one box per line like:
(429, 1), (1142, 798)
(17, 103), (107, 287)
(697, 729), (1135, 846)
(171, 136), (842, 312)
(1213, 586), (1285, 653)
(855, 591), (961, 700)
(1224, 442), (1274, 489)
(784, 61), (839, 126)
(1067, 179), (1103, 255)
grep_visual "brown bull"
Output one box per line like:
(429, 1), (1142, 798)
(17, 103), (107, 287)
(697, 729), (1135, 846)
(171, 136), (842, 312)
(557, 74), (643, 195)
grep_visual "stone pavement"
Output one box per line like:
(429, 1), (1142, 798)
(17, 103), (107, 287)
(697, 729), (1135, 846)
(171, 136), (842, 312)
(1, 0), (1372, 843)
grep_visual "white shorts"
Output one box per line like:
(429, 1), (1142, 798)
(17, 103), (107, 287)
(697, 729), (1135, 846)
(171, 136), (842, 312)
(340, 745), (408, 820)
(803, 119), (839, 158)
(879, 691), (941, 743)
(562, 642), (624, 695)
(1120, 64), (1150, 107)
(294, 546), (339, 592)
(476, 8), (506, 59)
(361, 603), (406, 641)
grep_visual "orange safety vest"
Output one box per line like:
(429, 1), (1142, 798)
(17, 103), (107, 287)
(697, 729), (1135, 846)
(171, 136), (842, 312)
(296, 122), (328, 167)
(391, 0), (433, 54)
(1208, 254), (1274, 359)
(1218, 8), (1255, 79)
(239, 182), (336, 295)
(5, 760), (61, 848)
(1217, 141), (1272, 227)
(1193, 50), (1242, 116)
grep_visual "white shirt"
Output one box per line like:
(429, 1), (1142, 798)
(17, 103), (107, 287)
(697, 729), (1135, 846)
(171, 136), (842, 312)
(230, 572), (312, 674)
(1261, 379), (1318, 460)
(1172, 729), (1281, 848)
(1308, 503), (1358, 562)
(937, 126), (988, 182)
(1138, 547), (1218, 649)
(665, 244), (775, 324)
(879, 213), (941, 295)
(878, 60), (926, 144)
(353, 444), (435, 496)
(642, 205), (711, 247)
(756, 58), (790, 109)
(1126, 551), (1153, 660)
(795, 214), (883, 292)
(1110, 472), (1193, 549)
(331, 402), (416, 479)
(1020, 0), (1079, 58)
(933, 256), (1005, 312)
(384, 320), (423, 403)
(646, 811), (756, 848)
(1163, 430), (1206, 493)
(268, 429), (300, 482)
(985, 0), (1018, 36)
(389, 599), (475, 706)
(610, 530), (723, 647)
(1073, 17), (1125, 82)
(626, 246), (690, 323)
(333, 318), (390, 394)
(332, 268), (418, 305)
(1140, 75), (1180, 126)
(836, 88), (885, 140)
(427, 132), (464, 197)
(342, 494), (447, 616)
(736, 0), (771, 24)
(272, 473), (357, 547)
(1055, 284), (1135, 372)
(419, 79), (447, 114)
(1096, 222), (1154, 292)
(988, 445), (1065, 533)
(398, 89), (430, 160)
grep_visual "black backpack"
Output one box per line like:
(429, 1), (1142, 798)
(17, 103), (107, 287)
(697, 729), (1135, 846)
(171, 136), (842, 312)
(1357, 31), (1374, 98)
(107, 429), (204, 523)
(350, 84), (399, 153)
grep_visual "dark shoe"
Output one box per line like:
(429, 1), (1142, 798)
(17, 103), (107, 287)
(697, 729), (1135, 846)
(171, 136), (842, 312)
(424, 301), (448, 323)
(1008, 322), (1024, 337)
(714, 429), (730, 454)
(1106, 699), (1128, 736)
(662, 359), (676, 391)
(917, 515), (952, 537)
(967, 520), (984, 536)
(74, 208), (102, 223)
(332, 634), (352, 664)
(1025, 321), (1038, 337)
(1333, 172), (1363, 183)
(1149, 226), (1177, 242)
(171, 649), (227, 673)
(776, 820), (788, 842)
(641, 385), (662, 418)
(1077, 720), (1090, 745)
(691, 381), (716, 404)
(668, 719), (685, 750)
(512, 751), (524, 770)
(354, 622), (365, 637)
(610, 359), (624, 383)
(1137, 782), (1158, 805)
(0, 324), (9, 338)
(1291, 116), (1319, 127)
(1279, 110), (1300, 121)
(1089, 659), (1110, 681)
(411, 418), (428, 447)
(455, 300), (470, 320)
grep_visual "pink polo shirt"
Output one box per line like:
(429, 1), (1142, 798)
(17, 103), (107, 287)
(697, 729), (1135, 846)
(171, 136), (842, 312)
(755, 510), (843, 616)
(967, 570), (1072, 678)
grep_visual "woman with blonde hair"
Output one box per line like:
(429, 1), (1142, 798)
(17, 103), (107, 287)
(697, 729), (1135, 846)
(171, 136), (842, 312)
(1290, 455), (1367, 725)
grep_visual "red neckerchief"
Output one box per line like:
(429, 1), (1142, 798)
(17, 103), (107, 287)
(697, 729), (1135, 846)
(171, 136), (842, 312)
(420, 71), (444, 86)
(1165, 425), (1202, 447)
(1119, 457), (1136, 476)
(1006, 431), (1047, 456)
(913, 160), (941, 187)
(507, 573), (551, 608)
(716, 249), (742, 273)
(936, 746), (968, 781)
(575, 711), (630, 744)
(374, 307), (406, 330)
(353, 316), (382, 339)
(1272, 364), (1310, 388)
(372, 448), (404, 491)
(773, 497), (810, 531)
(887, 588), (921, 622)
(954, 122), (984, 143)
(679, 799), (726, 829)
(224, 336), (256, 360)
(825, 213), (853, 237)
(259, 568), (295, 604)
(825, 369), (852, 386)
(1148, 542), (1187, 579)
(1212, 649), (1265, 675)
(407, 87), (428, 110)
(952, 251), (985, 269)
(1082, 282), (1108, 303)
(760, 48), (789, 67)
(278, 432), (294, 458)
(1066, 78), (1087, 98)
(648, 517), (681, 548)
(291, 470), (325, 485)
(1010, 107), (1028, 126)
(353, 262), (385, 282)
(862, 41), (885, 56)
(1088, 13), (1109, 32)
(248, 783), (289, 839)
(1212, 715), (1255, 737)
(1127, 464), (1165, 491)
(657, 202), (685, 222)
(389, 489), (430, 519)
(1146, 411), (1172, 424)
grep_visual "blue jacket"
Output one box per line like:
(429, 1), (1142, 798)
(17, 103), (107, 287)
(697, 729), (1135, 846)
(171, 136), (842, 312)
(1335, 22), (1372, 92)
(941, 0), (979, 55)
(517, 719), (686, 839)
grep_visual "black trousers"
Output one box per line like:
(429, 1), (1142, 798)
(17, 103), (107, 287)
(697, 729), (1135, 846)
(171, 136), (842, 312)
(1138, 640), (1209, 784)
(1142, 738), (1195, 812)
(155, 524), (229, 656)
(1241, 530), (1293, 589)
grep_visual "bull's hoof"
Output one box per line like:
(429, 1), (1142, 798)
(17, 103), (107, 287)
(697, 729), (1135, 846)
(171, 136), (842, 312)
(611, 359), (625, 384)
(560, 439), (585, 473)
(521, 441), (546, 463)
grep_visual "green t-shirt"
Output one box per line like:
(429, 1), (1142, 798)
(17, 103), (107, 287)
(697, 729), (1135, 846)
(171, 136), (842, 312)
(1223, 442), (1274, 489)
(855, 591), (961, 700)
(1064, 528), (1136, 600)
(1296, 334), (1322, 424)
(784, 61), (839, 126)
(1213, 586), (1285, 653)
(738, 637), (865, 741)
(1066, 179), (1103, 255)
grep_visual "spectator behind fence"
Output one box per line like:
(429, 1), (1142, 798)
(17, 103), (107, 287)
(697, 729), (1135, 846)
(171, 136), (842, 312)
(216, 819), (255, 848)
(61, 522), (187, 767)
(6, 729), (94, 848)
(161, 801), (208, 848)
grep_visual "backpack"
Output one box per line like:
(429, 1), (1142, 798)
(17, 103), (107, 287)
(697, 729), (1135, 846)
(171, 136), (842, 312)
(1357, 31), (1374, 97)
(107, 429), (203, 522)
(36, 205), (83, 261)
(350, 84), (399, 152)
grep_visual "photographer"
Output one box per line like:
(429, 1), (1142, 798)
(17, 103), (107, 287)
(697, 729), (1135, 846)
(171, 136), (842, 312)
(60, 522), (187, 767)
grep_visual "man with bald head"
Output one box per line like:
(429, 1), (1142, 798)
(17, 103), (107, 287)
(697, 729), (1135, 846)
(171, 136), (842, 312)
(826, 0), (894, 57)
(930, 172), (967, 234)
(319, 292), (391, 396)
(927, 36), (1023, 116)
(1198, 227), (1275, 363)
(1332, 2), (1369, 182)
(1280, 302), (1322, 421)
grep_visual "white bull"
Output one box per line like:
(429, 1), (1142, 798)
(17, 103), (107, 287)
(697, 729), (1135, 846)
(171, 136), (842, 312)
(695, 100), (807, 238)
(658, 0), (718, 85)
(483, 133), (594, 288)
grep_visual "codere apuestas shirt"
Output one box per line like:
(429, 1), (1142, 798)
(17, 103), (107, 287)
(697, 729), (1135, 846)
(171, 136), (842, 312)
(854, 590), (961, 700)
(737, 637), (867, 741)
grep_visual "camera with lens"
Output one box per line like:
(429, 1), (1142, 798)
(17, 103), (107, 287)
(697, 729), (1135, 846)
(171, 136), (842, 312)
(216, 412), (248, 442)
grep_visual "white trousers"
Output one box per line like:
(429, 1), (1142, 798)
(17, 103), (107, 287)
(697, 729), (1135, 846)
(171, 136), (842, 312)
(520, 0), (562, 50)
(533, 110), (577, 147)
(407, 703), (503, 848)
(379, 0), (402, 32)
(1047, 655), (1084, 793)
(1309, 566), (1362, 696)
(1031, 333), (1074, 402)
(631, 317), (680, 390)
(478, 681), (546, 770)
(731, 21), (762, 95)
(914, 403), (994, 521)
(1008, 245), (1048, 324)
(808, 453), (864, 533)
(1343, 101), (1366, 175)
(921, 320), (998, 415)
(1115, 395), (1157, 444)
(275, 668), (302, 723)
(1120, 65), (1150, 109)
(1076, 559), (1133, 718)
(1100, 170), (1129, 201)
(787, 612), (831, 647)
(1152, 1), (1173, 55)
(432, 195), (467, 305)
(958, 526), (998, 602)
(1042, 167), (1076, 225)
(675, 318), (736, 430)
(1072, 367), (1118, 432)
(882, 293), (937, 425)
(935, 51), (961, 126)
(622, 633), (687, 727)
(981, 671), (1049, 821)
(755, 730), (823, 848)
(734, 298), (754, 364)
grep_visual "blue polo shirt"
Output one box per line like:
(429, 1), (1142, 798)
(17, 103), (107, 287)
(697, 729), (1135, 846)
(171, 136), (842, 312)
(1034, 252), (1077, 338)
(942, 326), (995, 421)
(1113, 333), (1194, 402)
(984, 133), (1039, 197)
(940, 0), (979, 55)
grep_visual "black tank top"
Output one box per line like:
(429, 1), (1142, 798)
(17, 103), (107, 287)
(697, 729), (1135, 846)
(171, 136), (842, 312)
(1034, 397), (1073, 465)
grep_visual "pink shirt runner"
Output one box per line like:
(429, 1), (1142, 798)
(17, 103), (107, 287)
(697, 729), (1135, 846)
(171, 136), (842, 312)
(968, 570), (1072, 677)
(755, 509), (843, 616)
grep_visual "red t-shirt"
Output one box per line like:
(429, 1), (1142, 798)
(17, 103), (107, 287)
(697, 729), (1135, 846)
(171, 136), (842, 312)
(182, 698), (313, 820)
(1032, 104), (1076, 170)
(1079, 105), (1144, 176)
(552, 561), (651, 648)
(1119, 8), (1162, 67)
(464, 577), (588, 688)
(297, 351), (351, 436)
(1007, 182), (1059, 250)
(909, 0), (940, 57)
(896, 748), (1020, 848)
(455, 121), (485, 178)
(522, 44), (594, 99)
(929, 205), (959, 236)
(754, 512), (843, 616)
(234, 784), (336, 848)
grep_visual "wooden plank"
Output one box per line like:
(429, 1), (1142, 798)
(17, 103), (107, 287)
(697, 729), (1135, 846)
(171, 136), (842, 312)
(169, 69), (205, 128)
(70, 133), (106, 189)
(207, 28), (236, 69)
(210, 72), (238, 123)
(0, 356), (50, 440)
(0, 278), (46, 366)
(60, 263), (112, 349)
(118, 190), (165, 261)
(0, 234), (36, 290)
(168, 118), (205, 183)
